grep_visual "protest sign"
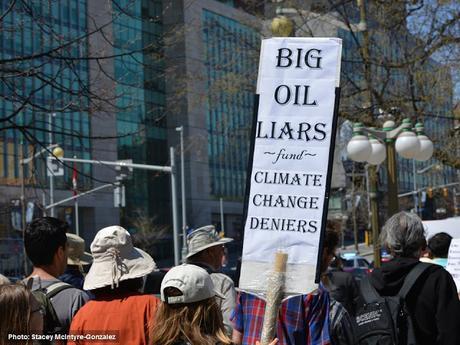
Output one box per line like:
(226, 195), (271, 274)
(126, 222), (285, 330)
(446, 238), (460, 292)
(240, 38), (342, 295)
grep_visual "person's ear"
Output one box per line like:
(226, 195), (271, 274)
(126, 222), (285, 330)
(56, 245), (67, 263)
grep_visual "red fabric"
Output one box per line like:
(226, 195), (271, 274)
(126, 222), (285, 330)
(232, 289), (331, 345)
(68, 293), (159, 345)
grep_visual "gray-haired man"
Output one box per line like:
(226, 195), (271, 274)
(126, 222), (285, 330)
(368, 211), (460, 345)
(186, 225), (236, 334)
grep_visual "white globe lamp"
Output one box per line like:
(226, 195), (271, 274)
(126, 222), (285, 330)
(347, 123), (372, 162)
(367, 135), (386, 165)
(413, 123), (433, 161)
(395, 119), (420, 159)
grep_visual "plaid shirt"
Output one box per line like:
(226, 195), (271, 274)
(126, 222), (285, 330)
(231, 286), (331, 345)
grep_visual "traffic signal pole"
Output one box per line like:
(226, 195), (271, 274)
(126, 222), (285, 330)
(56, 148), (181, 265)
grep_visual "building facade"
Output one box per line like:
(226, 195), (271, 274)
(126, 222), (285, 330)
(1, 0), (457, 275)
(0, 0), (120, 275)
(164, 0), (260, 240)
(0, 0), (262, 271)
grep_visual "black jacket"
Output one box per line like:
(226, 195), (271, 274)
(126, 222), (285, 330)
(369, 257), (460, 345)
(326, 269), (360, 316)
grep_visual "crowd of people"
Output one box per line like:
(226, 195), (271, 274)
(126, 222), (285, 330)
(0, 211), (459, 345)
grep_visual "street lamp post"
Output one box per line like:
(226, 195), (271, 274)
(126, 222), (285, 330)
(412, 160), (419, 215)
(176, 126), (187, 261)
(384, 124), (399, 215)
(368, 165), (380, 266)
(21, 144), (61, 219)
(346, 118), (433, 266)
(20, 139), (27, 275)
(20, 143), (61, 274)
(348, 119), (432, 215)
(220, 198), (225, 234)
(48, 113), (56, 217)
(170, 147), (180, 266)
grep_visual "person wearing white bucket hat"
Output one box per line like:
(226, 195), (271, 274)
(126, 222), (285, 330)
(185, 225), (236, 335)
(150, 264), (278, 345)
(68, 226), (160, 345)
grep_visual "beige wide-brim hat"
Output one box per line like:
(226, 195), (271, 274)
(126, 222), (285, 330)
(186, 225), (233, 259)
(66, 233), (92, 266)
(84, 226), (156, 290)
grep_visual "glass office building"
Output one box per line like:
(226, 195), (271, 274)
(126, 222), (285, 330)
(202, 10), (259, 200)
(112, 0), (170, 227)
(0, 1), (91, 228)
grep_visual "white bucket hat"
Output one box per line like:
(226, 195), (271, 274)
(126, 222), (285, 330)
(83, 226), (156, 290)
(186, 225), (233, 259)
(66, 233), (92, 266)
(161, 264), (225, 304)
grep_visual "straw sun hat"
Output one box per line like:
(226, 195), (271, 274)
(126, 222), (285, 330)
(185, 225), (233, 259)
(83, 226), (156, 290)
(66, 233), (92, 266)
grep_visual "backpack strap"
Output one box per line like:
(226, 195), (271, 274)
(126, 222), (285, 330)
(45, 281), (73, 299)
(360, 276), (382, 303)
(398, 262), (432, 299)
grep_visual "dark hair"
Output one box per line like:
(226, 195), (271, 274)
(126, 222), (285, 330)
(428, 232), (452, 258)
(24, 217), (68, 266)
(91, 278), (144, 297)
(329, 255), (343, 269)
(324, 222), (340, 255)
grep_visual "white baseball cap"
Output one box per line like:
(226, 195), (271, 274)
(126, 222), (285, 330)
(161, 264), (225, 304)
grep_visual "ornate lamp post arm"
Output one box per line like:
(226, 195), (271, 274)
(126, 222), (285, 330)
(359, 121), (411, 141)
(359, 120), (412, 216)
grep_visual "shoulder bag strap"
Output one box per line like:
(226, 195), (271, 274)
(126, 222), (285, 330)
(45, 282), (73, 299)
(360, 276), (381, 303)
(398, 262), (432, 299)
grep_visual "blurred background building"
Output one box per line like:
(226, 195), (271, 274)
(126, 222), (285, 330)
(0, 0), (458, 274)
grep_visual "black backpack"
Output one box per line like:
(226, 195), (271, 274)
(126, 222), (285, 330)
(355, 262), (431, 345)
(26, 278), (73, 335)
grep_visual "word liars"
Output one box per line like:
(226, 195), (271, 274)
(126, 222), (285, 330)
(256, 121), (326, 141)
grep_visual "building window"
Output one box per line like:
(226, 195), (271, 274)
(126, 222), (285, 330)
(202, 10), (259, 199)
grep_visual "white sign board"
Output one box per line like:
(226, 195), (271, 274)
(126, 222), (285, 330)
(239, 38), (342, 295)
(423, 217), (460, 239)
(47, 157), (64, 177)
(446, 238), (460, 292)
